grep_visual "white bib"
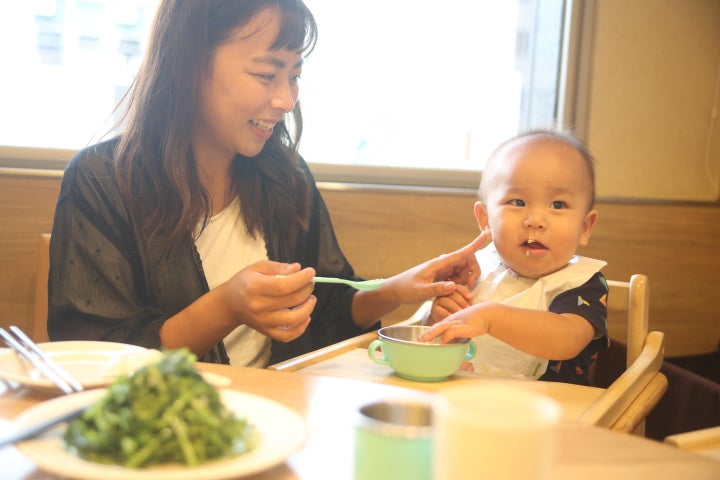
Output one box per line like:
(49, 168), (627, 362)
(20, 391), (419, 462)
(468, 244), (607, 379)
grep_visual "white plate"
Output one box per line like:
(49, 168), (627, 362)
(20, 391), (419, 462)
(14, 388), (306, 480)
(0, 341), (148, 393)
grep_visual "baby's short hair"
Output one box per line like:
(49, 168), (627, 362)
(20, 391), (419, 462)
(479, 128), (597, 208)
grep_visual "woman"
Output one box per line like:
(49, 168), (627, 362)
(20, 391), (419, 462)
(48, 0), (486, 366)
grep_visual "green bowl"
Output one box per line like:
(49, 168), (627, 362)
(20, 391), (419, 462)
(368, 325), (476, 381)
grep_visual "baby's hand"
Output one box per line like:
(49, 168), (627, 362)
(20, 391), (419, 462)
(419, 304), (490, 344)
(417, 322), (448, 343)
(426, 284), (472, 325)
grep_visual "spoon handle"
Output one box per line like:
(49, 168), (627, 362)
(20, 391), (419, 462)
(312, 277), (384, 290)
(312, 276), (349, 285)
(276, 275), (383, 290)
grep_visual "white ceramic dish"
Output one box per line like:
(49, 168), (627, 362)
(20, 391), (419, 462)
(14, 388), (306, 480)
(0, 341), (147, 393)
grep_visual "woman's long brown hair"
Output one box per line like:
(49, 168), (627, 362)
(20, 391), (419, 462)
(112, 0), (317, 252)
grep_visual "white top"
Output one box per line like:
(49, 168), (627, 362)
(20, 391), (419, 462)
(194, 199), (271, 367)
(468, 244), (607, 379)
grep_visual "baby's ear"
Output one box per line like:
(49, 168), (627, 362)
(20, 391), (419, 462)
(579, 209), (599, 246)
(473, 201), (490, 233)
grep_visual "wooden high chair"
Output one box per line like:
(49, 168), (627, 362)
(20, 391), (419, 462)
(269, 274), (668, 435)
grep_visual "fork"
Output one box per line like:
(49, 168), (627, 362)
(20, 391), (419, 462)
(0, 326), (83, 394)
(0, 326), (88, 447)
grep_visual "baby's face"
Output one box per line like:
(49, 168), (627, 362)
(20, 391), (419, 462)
(477, 139), (597, 278)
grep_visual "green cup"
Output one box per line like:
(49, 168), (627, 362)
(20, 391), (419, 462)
(354, 400), (433, 480)
(368, 325), (477, 381)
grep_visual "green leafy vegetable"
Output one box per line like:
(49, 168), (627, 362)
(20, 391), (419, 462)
(63, 348), (255, 468)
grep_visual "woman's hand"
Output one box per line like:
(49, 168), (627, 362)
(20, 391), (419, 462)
(160, 261), (317, 357)
(220, 261), (317, 342)
(383, 231), (491, 304)
(351, 232), (491, 327)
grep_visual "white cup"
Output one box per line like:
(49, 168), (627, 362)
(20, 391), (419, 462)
(433, 383), (562, 480)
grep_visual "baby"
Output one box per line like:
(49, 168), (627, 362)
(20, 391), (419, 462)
(419, 129), (609, 385)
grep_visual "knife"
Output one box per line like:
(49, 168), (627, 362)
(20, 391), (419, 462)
(0, 405), (86, 448)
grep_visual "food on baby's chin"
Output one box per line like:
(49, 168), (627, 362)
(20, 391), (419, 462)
(63, 348), (255, 468)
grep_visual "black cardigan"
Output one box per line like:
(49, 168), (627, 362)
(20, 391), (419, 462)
(47, 139), (375, 364)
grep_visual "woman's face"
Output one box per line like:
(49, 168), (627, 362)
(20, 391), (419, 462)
(194, 9), (303, 163)
(475, 139), (598, 278)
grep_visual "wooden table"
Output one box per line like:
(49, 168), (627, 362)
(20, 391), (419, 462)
(1, 363), (719, 479)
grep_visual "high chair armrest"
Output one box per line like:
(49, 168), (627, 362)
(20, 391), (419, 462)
(267, 301), (432, 372)
(611, 372), (668, 433)
(577, 331), (665, 429)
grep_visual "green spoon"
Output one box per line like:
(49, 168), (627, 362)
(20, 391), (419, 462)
(312, 276), (385, 290)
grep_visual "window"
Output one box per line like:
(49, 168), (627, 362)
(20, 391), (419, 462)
(0, 0), (568, 188)
(301, 0), (564, 174)
(0, 0), (156, 151)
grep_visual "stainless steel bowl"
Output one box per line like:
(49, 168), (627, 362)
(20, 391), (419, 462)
(377, 325), (470, 346)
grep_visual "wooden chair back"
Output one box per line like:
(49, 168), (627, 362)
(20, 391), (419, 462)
(606, 274), (650, 367)
(33, 233), (51, 343)
(578, 274), (668, 433)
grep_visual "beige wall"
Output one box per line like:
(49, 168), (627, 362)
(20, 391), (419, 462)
(587, 0), (720, 201)
(0, 171), (60, 329)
